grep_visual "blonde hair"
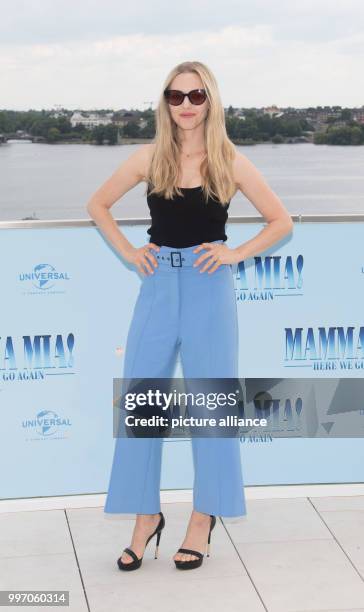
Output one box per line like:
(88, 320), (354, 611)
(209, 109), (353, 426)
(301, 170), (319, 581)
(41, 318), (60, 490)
(145, 60), (236, 206)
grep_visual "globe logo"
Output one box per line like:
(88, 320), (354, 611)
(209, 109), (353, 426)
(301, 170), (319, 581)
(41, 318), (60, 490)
(33, 263), (56, 290)
(36, 410), (59, 436)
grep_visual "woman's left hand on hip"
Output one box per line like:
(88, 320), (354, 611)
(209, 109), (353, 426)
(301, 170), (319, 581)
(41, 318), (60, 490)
(192, 243), (241, 273)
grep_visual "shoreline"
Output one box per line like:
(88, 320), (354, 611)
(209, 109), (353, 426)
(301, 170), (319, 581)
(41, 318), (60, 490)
(1, 136), (313, 145)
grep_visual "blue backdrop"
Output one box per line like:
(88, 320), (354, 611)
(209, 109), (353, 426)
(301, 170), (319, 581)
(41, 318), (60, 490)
(1, 220), (363, 499)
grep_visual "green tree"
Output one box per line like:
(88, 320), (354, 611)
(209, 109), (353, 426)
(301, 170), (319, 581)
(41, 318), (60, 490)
(104, 124), (118, 144)
(326, 126), (363, 145)
(272, 133), (284, 143)
(47, 127), (61, 142)
(139, 115), (155, 138)
(122, 121), (140, 138)
(93, 125), (105, 145)
(341, 108), (352, 121)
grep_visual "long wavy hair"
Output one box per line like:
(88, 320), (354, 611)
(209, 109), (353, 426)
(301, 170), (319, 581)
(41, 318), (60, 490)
(145, 60), (236, 206)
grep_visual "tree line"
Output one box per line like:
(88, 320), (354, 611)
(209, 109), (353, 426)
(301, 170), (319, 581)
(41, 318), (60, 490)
(0, 108), (363, 145)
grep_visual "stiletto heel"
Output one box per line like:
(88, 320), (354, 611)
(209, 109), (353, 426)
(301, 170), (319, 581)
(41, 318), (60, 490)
(154, 529), (162, 559)
(117, 511), (165, 571)
(206, 524), (213, 557)
(174, 514), (216, 570)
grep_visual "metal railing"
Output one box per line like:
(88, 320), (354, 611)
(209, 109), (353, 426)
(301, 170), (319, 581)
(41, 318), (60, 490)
(1, 213), (364, 230)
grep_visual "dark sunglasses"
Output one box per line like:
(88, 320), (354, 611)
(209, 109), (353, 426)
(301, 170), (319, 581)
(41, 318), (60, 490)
(164, 88), (207, 106)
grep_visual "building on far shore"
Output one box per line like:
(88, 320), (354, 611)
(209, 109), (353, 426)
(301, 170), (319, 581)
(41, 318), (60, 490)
(70, 111), (113, 128)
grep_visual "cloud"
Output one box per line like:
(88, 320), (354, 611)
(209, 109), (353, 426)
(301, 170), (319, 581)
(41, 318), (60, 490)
(1, 0), (364, 45)
(1, 1), (363, 109)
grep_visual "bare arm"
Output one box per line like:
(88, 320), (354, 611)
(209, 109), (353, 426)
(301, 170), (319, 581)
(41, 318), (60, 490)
(232, 150), (294, 261)
(86, 143), (159, 275)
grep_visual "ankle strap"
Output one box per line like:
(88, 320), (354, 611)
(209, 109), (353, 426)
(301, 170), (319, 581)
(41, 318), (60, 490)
(123, 547), (140, 563)
(177, 548), (203, 559)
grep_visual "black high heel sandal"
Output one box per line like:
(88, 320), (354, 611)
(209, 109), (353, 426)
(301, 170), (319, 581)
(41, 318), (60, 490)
(174, 514), (216, 570)
(117, 511), (165, 571)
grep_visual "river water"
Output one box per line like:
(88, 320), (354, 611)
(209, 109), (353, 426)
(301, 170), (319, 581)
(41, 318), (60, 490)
(0, 141), (363, 222)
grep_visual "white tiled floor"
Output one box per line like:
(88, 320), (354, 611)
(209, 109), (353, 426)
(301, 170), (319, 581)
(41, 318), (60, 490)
(1, 496), (364, 612)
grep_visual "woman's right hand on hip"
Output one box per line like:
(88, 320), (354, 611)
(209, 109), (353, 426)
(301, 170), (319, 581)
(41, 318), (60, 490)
(126, 243), (160, 276)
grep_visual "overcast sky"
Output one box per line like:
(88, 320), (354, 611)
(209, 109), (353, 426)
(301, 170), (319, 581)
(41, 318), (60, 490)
(1, 0), (363, 111)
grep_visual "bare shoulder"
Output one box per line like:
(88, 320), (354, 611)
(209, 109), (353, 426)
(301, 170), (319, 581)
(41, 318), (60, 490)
(86, 142), (157, 211)
(232, 149), (259, 189)
(231, 146), (293, 227)
(137, 142), (156, 181)
(120, 142), (154, 178)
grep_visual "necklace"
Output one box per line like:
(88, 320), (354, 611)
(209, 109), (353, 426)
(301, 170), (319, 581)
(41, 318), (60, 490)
(181, 149), (206, 158)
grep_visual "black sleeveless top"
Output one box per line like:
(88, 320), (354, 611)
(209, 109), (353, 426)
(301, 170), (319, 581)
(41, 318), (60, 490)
(146, 183), (230, 248)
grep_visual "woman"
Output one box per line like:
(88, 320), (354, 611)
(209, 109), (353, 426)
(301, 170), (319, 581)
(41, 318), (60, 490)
(87, 60), (293, 571)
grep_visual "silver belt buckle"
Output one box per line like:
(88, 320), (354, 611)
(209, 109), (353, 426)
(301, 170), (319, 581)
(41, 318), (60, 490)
(170, 251), (182, 267)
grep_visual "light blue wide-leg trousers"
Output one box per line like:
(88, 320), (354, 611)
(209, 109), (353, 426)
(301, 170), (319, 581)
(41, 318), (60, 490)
(104, 240), (247, 517)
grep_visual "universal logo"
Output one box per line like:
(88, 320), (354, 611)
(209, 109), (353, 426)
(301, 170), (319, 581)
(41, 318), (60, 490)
(22, 409), (72, 440)
(232, 255), (303, 301)
(19, 263), (70, 294)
